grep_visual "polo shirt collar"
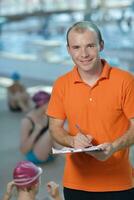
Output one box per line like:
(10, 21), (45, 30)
(100, 59), (111, 79)
(72, 59), (111, 83)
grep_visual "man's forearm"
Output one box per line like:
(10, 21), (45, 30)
(49, 127), (74, 147)
(112, 119), (134, 152)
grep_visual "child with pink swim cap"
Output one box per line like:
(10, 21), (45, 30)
(2, 161), (62, 200)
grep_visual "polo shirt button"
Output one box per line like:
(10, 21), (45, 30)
(89, 98), (92, 101)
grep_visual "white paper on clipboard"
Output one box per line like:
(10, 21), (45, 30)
(52, 145), (102, 154)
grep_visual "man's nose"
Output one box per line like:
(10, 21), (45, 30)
(81, 48), (89, 57)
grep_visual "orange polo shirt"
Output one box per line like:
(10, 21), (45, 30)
(47, 60), (134, 192)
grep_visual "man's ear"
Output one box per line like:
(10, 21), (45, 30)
(99, 40), (104, 51)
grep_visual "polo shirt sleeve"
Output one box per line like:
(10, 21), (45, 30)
(122, 78), (134, 119)
(47, 79), (66, 120)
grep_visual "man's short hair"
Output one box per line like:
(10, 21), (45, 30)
(66, 21), (103, 46)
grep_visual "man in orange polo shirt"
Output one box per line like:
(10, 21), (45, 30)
(47, 21), (134, 200)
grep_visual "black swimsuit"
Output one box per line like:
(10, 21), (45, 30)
(25, 116), (49, 143)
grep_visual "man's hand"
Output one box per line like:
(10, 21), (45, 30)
(73, 125), (93, 148)
(86, 143), (115, 161)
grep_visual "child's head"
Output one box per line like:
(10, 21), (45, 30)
(11, 72), (21, 81)
(32, 91), (50, 108)
(13, 161), (42, 190)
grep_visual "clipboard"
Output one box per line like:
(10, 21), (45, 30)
(52, 145), (102, 154)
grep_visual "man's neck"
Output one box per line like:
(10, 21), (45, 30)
(78, 60), (103, 86)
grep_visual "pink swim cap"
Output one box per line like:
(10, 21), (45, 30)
(13, 161), (42, 188)
(32, 91), (50, 107)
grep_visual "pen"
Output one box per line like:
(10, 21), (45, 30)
(75, 124), (93, 147)
(75, 124), (82, 132)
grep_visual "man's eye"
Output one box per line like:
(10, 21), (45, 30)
(73, 46), (79, 49)
(88, 44), (96, 48)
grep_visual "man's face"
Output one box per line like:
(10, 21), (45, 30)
(67, 29), (103, 73)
